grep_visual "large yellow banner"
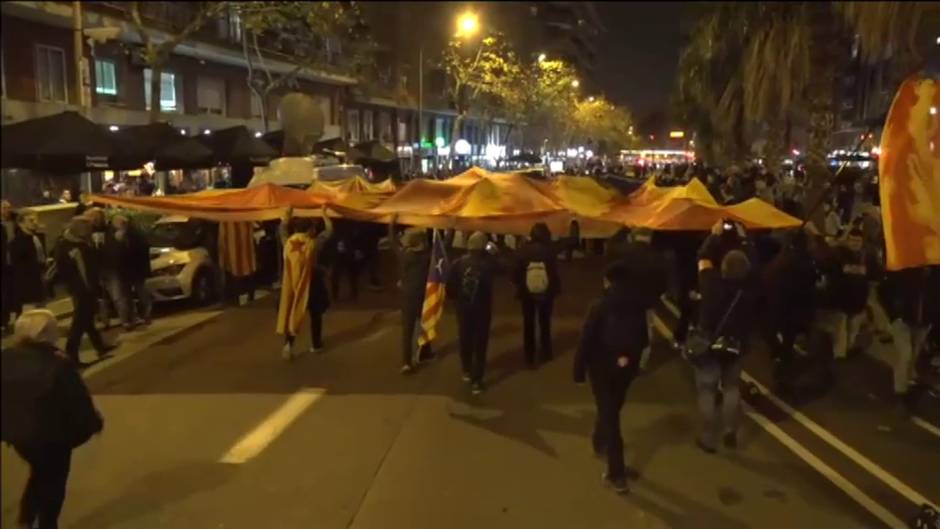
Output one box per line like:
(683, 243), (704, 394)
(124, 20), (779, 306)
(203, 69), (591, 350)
(879, 74), (940, 271)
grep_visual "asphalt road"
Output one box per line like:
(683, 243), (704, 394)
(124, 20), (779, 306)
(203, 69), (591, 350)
(2, 257), (937, 529)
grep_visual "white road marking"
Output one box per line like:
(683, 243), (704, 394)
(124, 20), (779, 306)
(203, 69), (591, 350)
(220, 389), (324, 464)
(650, 311), (930, 518)
(744, 406), (907, 529)
(660, 294), (680, 317)
(741, 372), (934, 508)
(911, 416), (940, 439)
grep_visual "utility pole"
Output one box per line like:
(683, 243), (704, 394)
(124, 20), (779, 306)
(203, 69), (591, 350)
(418, 45), (423, 175)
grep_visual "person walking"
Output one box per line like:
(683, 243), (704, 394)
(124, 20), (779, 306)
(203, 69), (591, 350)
(816, 228), (871, 359)
(1, 310), (104, 529)
(573, 263), (648, 494)
(447, 232), (504, 394)
(2, 200), (18, 334)
(513, 221), (579, 368)
(691, 249), (756, 454)
(389, 216), (434, 374)
(56, 217), (115, 365)
(100, 215), (133, 331)
(9, 209), (48, 316)
(276, 209), (333, 360)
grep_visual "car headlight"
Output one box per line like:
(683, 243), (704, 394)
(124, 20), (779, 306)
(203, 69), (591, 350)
(152, 264), (186, 277)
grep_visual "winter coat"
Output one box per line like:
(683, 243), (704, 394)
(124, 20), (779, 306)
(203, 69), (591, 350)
(9, 226), (46, 305)
(512, 224), (578, 300)
(447, 251), (505, 311)
(55, 235), (100, 299)
(101, 228), (150, 283)
(573, 284), (648, 383)
(1, 342), (103, 448)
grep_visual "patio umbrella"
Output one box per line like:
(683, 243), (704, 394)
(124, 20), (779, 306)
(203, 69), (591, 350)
(110, 123), (214, 170)
(198, 126), (276, 166)
(349, 140), (396, 163)
(1, 111), (113, 172)
(507, 152), (542, 164)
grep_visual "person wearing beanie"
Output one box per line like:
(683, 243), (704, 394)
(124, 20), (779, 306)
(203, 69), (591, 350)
(512, 220), (580, 368)
(447, 231), (505, 394)
(573, 261), (648, 494)
(389, 216), (434, 374)
(54, 217), (114, 365)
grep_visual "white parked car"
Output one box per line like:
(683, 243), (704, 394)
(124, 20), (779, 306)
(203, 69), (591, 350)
(146, 216), (217, 304)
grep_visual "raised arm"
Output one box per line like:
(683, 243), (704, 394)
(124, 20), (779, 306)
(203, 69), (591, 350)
(316, 209), (334, 247)
(388, 214), (402, 257)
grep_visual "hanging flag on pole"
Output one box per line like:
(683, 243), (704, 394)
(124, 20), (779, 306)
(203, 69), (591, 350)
(878, 71), (940, 271)
(417, 229), (449, 350)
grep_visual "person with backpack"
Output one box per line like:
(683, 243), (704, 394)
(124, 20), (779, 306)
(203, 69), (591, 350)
(691, 249), (757, 454)
(513, 221), (579, 367)
(573, 262), (648, 494)
(2, 310), (104, 529)
(447, 232), (505, 394)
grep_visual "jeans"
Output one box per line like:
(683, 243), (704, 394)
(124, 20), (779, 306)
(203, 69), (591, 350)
(457, 305), (492, 383)
(693, 358), (743, 449)
(890, 319), (930, 395)
(105, 277), (152, 325)
(817, 309), (867, 359)
(522, 296), (554, 364)
(65, 294), (107, 362)
(14, 444), (71, 529)
(590, 370), (635, 480)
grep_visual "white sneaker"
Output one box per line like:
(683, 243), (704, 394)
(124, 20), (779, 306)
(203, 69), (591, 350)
(309, 346), (323, 355)
(281, 344), (292, 361)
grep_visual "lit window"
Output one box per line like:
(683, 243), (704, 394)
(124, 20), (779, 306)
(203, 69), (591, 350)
(95, 59), (117, 96)
(36, 45), (67, 103)
(144, 69), (178, 112)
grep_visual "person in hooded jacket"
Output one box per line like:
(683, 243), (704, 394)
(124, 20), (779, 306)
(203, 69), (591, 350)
(513, 221), (579, 367)
(573, 262), (650, 494)
(389, 216), (434, 374)
(447, 232), (505, 394)
(2, 310), (103, 529)
(693, 249), (757, 454)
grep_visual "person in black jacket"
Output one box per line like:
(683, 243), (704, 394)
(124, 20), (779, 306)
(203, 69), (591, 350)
(513, 221), (579, 367)
(815, 228), (871, 359)
(447, 232), (505, 394)
(389, 215), (433, 374)
(100, 215), (152, 330)
(1, 309), (104, 529)
(56, 217), (114, 364)
(573, 262), (648, 494)
(693, 248), (756, 454)
(2, 200), (18, 334)
(9, 209), (48, 315)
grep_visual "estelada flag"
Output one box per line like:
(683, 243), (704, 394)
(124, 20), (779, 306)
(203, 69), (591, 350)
(416, 230), (449, 351)
(276, 232), (315, 336)
(218, 222), (257, 278)
(879, 72), (940, 271)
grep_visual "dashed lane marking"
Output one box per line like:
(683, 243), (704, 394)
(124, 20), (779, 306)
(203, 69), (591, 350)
(220, 389), (324, 464)
(911, 416), (940, 439)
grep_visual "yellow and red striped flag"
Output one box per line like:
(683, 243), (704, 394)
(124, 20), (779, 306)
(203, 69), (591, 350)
(218, 221), (258, 278)
(417, 230), (449, 349)
(878, 72), (940, 270)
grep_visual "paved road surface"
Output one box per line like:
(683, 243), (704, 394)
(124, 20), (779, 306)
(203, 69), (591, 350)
(2, 258), (937, 528)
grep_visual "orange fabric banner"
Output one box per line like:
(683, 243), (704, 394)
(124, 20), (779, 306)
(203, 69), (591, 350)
(878, 73), (940, 271)
(218, 222), (257, 278)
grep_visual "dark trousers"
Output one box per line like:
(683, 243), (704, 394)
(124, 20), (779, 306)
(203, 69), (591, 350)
(65, 294), (107, 362)
(224, 272), (255, 306)
(522, 296), (554, 364)
(331, 260), (360, 302)
(590, 371), (635, 480)
(14, 444), (72, 529)
(457, 305), (492, 383)
(284, 311), (323, 349)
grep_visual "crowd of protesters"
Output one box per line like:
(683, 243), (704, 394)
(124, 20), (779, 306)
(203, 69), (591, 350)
(2, 160), (938, 527)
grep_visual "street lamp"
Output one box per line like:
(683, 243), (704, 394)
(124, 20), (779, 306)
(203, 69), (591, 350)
(571, 79), (580, 88)
(456, 11), (479, 38)
(588, 96), (595, 103)
(537, 52), (547, 63)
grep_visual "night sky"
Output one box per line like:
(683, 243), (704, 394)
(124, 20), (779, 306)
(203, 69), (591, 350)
(593, 2), (686, 120)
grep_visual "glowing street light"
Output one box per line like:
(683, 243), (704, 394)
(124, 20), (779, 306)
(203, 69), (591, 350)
(571, 79), (580, 88)
(537, 52), (547, 63)
(456, 11), (479, 38)
(588, 96), (595, 102)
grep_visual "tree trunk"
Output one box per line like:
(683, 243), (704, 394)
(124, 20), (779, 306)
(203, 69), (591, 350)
(148, 60), (163, 123)
(802, 3), (837, 225)
(764, 121), (786, 176)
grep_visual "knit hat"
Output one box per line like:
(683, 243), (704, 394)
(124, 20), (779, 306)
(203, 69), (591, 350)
(467, 231), (488, 251)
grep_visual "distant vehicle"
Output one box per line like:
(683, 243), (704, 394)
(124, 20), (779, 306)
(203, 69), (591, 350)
(248, 157), (367, 188)
(146, 215), (216, 304)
